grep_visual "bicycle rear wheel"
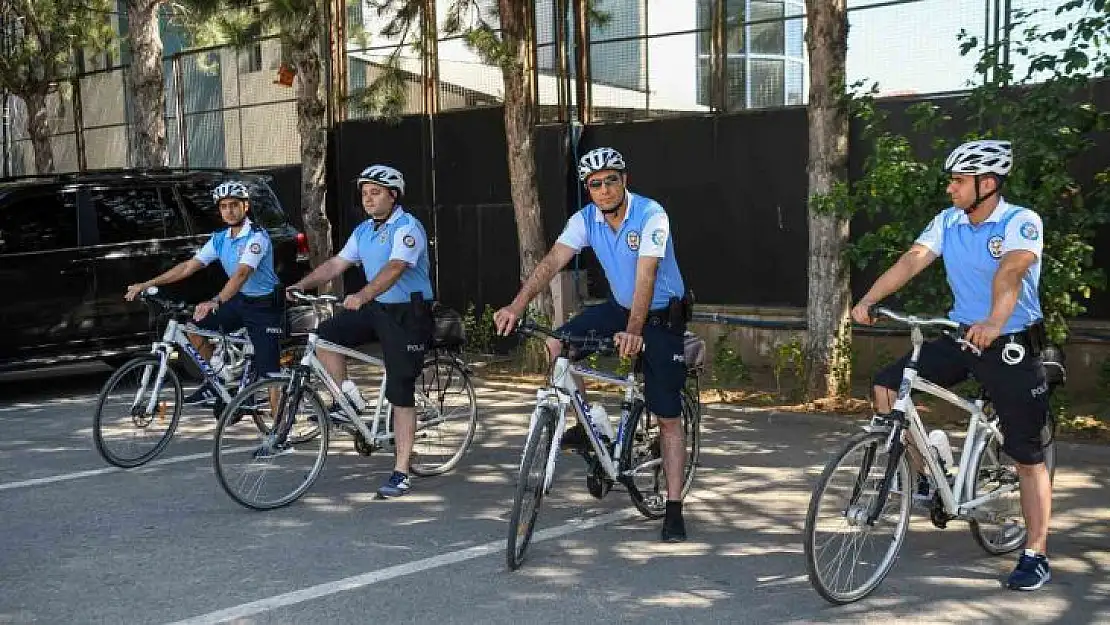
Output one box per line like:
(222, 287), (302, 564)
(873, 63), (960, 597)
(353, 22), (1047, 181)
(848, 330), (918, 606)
(804, 429), (912, 604)
(506, 406), (557, 571)
(969, 412), (1056, 555)
(93, 355), (183, 468)
(409, 355), (478, 476)
(620, 389), (701, 520)
(213, 376), (329, 510)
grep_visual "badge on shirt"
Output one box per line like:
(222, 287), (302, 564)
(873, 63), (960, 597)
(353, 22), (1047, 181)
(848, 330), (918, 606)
(1019, 221), (1039, 241)
(403, 234), (416, 248)
(626, 230), (640, 252)
(988, 235), (1004, 259)
(650, 228), (667, 246)
(249, 242), (262, 254)
(377, 232), (389, 244)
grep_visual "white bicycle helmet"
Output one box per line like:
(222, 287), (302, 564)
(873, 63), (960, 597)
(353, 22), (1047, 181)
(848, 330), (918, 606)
(578, 147), (626, 181)
(944, 140), (1012, 176)
(212, 181), (249, 203)
(357, 164), (405, 196)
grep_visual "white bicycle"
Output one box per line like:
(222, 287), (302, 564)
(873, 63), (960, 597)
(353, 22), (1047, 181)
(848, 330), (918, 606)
(803, 307), (1057, 604)
(212, 291), (479, 510)
(506, 320), (702, 570)
(92, 287), (299, 468)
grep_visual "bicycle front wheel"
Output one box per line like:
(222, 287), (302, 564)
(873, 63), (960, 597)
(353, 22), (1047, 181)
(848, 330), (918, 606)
(804, 429), (912, 604)
(410, 355), (479, 476)
(93, 355), (183, 468)
(968, 412), (1056, 555)
(506, 406), (557, 571)
(213, 376), (329, 510)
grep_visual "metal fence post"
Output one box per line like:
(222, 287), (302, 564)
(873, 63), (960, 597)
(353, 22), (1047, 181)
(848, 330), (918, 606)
(173, 54), (188, 168)
(72, 74), (87, 172)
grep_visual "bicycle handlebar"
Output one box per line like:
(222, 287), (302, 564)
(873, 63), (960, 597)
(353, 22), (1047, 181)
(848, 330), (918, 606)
(871, 307), (982, 356)
(287, 289), (340, 305)
(140, 287), (193, 316)
(515, 320), (618, 354)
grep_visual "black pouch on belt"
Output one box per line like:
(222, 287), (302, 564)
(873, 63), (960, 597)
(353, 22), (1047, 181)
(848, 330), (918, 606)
(1027, 320), (1047, 356)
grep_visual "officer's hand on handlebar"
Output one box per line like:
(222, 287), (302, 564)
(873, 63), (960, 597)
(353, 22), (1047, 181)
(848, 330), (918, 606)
(493, 305), (524, 337)
(964, 320), (1002, 352)
(851, 299), (877, 326)
(125, 283), (148, 302)
(285, 285), (304, 301)
(613, 331), (643, 359)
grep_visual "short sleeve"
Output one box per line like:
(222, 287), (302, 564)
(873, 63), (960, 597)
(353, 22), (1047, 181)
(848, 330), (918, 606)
(638, 210), (670, 258)
(337, 226), (363, 265)
(914, 211), (947, 256)
(390, 224), (425, 266)
(237, 231), (269, 269)
(193, 236), (218, 266)
(1002, 210), (1043, 258)
(556, 212), (589, 252)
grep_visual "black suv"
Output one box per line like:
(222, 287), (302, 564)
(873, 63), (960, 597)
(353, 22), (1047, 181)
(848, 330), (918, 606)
(0, 169), (309, 372)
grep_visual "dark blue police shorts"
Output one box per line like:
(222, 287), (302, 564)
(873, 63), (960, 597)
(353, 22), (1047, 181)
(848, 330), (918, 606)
(558, 300), (686, 418)
(196, 293), (284, 377)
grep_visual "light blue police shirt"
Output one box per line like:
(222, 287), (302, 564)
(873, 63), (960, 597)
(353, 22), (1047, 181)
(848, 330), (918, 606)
(915, 198), (1044, 334)
(194, 217), (280, 297)
(557, 191), (685, 310)
(338, 207), (433, 304)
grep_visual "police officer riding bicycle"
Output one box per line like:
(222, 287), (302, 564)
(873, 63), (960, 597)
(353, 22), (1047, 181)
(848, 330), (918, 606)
(493, 147), (693, 543)
(125, 181), (285, 406)
(287, 164), (434, 500)
(852, 139), (1054, 591)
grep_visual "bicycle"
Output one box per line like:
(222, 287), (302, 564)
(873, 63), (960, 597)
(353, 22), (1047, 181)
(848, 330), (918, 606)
(92, 287), (296, 468)
(211, 290), (479, 510)
(505, 320), (703, 571)
(803, 307), (1058, 604)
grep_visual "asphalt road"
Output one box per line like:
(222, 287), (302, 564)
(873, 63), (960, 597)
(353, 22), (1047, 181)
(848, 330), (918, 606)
(1, 365), (1108, 625)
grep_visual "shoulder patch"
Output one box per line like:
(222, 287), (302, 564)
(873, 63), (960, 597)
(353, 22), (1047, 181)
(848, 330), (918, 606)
(650, 228), (667, 246)
(402, 234), (416, 248)
(1019, 220), (1039, 241)
(249, 242), (262, 254)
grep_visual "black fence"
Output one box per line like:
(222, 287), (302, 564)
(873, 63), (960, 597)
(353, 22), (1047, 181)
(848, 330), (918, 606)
(264, 80), (1110, 319)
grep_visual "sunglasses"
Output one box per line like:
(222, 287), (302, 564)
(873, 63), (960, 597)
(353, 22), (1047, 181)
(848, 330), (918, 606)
(587, 173), (623, 190)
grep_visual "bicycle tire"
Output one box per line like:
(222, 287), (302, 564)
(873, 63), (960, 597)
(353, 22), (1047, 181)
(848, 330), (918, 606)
(968, 411), (1057, 555)
(213, 376), (329, 510)
(620, 390), (700, 520)
(93, 355), (183, 468)
(410, 355), (479, 476)
(804, 429), (912, 604)
(506, 406), (557, 571)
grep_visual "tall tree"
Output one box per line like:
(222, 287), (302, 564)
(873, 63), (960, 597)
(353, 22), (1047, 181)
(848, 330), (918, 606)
(124, 0), (168, 167)
(802, 0), (851, 399)
(183, 0), (336, 275)
(362, 1), (554, 320)
(0, 0), (114, 173)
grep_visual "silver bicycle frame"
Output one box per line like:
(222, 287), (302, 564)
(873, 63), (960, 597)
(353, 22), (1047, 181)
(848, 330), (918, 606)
(292, 332), (444, 445)
(888, 324), (1018, 521)
(133, 317), (253, 414)
(522, 354), (646, 492)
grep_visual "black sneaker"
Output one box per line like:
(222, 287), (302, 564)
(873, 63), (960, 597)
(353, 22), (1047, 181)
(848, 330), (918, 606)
(560, 423), (589, 452)
(661, 501), (687, 543)
(1007, 549), (1051, 591)
(377, 470), (412, 498)
(183, 384), (219, 407)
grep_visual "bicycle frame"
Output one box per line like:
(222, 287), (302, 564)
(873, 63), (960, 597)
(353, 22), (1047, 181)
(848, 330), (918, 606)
(286, 332), (446, 445)
(525, 354), (647, 491)
(882, 327), (1017, 522)
(134, 318), (253, 414)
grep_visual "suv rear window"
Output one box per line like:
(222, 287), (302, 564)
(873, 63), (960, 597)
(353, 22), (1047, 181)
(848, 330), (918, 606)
(87, 186), (175, 243)
(0, 190), (80, 254)
(178, 179), (286, 231)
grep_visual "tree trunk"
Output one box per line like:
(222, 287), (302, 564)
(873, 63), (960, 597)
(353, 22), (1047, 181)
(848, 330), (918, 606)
(126, 0), (168, 168)
(24, 89), (55, 174)
(499, 0), (554, 321)
(803, 0), (851, 399)
(291, 35), (334, 288)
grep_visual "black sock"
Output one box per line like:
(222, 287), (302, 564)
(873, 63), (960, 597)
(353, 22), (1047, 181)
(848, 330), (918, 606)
(666, 500), (683, 516)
